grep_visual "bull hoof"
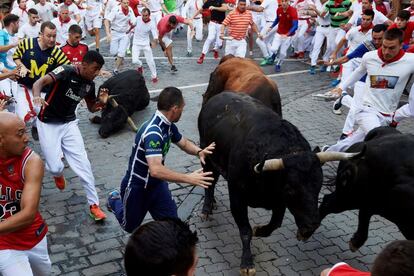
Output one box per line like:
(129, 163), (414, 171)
(253, 225), (272, 237)
(240, 267), (256, 276)
(349, 239), (361, 252)
(200, 212), (210, 221)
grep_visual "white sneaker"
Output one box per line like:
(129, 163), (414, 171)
(312, 91), (341, 101)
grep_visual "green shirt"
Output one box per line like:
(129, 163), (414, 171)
(325, 0), (352, 28)
(163, 0), (176, 13)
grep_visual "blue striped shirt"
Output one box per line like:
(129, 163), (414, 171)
(124, 110), (182, 188)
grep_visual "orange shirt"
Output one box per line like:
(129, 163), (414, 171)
(222, 9), (253, 40)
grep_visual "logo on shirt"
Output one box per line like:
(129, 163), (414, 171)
(65, 88), (82, 101)
(149, 140), (160, 148)
(370, 75), (399, 89)
(30, 51), (35, 56)
(7, 165), (14, 175)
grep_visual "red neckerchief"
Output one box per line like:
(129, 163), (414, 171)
(359, 23), (373, 32)
(121, 6), (129, 16)
(19, 6), (27, 13)
(142, 17), (150, 23)
(334, 0), (343, 8)
(377, 48), (405, 67)
(59, 15), (71, 26)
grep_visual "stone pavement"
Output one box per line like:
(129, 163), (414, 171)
(27, 28), (413, 275)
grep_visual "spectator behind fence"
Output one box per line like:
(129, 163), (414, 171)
(124, 218), (199, 276)
(321, 240), (414, 276)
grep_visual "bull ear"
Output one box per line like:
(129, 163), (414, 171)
(337, 163), (356, 187)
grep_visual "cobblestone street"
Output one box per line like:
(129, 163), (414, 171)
(27, 28), (413, 275)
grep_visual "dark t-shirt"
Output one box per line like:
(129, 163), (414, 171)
(203, 0), (226, 23)
(38, 65), (96, 123)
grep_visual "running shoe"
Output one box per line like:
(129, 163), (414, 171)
(54, 175), (66, 190)
(90, 204), (107, 221)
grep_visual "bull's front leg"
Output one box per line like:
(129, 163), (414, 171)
(201, 160), (220, 220)
(253, 205), (286, 237)
(229, 186), (255, 276)
(349, 209), (372, 252)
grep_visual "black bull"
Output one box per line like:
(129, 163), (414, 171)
(198, 92), (356, 275)
(320, 126), (414, 251)
(91, 70), (150, 138)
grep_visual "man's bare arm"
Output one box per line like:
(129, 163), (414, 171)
(0, 154), (44, 234)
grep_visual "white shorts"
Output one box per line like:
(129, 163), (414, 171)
(0, 236), (51, 276)
(85, 16), (102, 31)
(162, 33), (173, 48)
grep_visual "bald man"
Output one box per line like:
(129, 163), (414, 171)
(0, 113), (51, 276)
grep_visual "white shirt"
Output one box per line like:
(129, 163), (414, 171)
(146, 0), (163, 12)
(51, 17), (78, 45)
(132, 16), (158, 45)
(345, 26), (372, 52)
(58, 3), (80, 21)
(104, 0), (119, 19)
(10, 7), (30, 25)
(314, 0), (330, 26)
(348, 8), (388, 26)
(260, 0), (278, 22)
(86, 0), (104, 18)
(11, 0), (35, 10)
(340, 51), (414, 114)
(34, 2), (58, 22)
(293, 0), (314, 19)
(184, 0), (203, 19)
(17, 22), (41, 39)
(107, 6), (136, 33)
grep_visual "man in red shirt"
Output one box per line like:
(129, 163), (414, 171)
(61, 24), (89, 65)
(0, 112), (51, 276)
(157, 14), (194, 72)
(220, 0), (261, 57)
(388, 10), (414, 46)
(265, 0), (298, 72)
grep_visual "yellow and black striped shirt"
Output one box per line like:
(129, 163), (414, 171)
(13, 37), (70, 88)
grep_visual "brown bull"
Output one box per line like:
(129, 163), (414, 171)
(202, 55), (282, 116)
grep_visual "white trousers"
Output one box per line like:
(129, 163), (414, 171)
(0, 236), (51, 276)
(327, 105), (392, 152)
(36, 119), (100, 205)
(132, 44), (157, 78)
(187, 18), (203, 52)
(327, 27), (346, 59)
(201, 21), (222, 55)
(225, 39), (247, 57)
(341, 81), (365, 135)
(150, 11), (163, 25)
(270, 33), (292, 65)
(0, 78), (18, 112)
(310, 26), (330, 66)
(110, 31), (129, 58)
(292, 19), (309, 52)
(256, 21), (275, 58)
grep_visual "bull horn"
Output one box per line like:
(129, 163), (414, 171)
(316, 151), (361, 163)
(254, 158), (284, 173)
(109, 98), (139, 132)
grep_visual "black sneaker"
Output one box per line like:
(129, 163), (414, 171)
(332, 95), (344, 115)
(171, 65), (178, 72)
(31, 126), (39, 141)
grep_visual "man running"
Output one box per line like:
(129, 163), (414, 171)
(31, 50), (107, 221)
(107, 87), (215, 233)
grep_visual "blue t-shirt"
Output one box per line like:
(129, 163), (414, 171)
(124, 110), (182, 188)
(0, 30), (15, 70)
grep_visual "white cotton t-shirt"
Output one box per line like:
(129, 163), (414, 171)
(361, 51), (414, 114)
(146, 0), (163, 12)
(17, 23), (41, 39)
(34, 2), (57, 22)
(51, 18), (78, 45)
(107, 6), (136, 32)
(345, 26), (372, 52)
(85, 0), (104, 18)
(132, 16), (158, 45)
